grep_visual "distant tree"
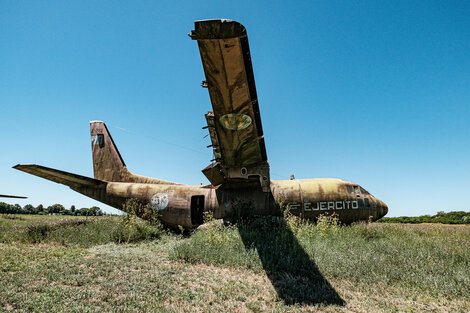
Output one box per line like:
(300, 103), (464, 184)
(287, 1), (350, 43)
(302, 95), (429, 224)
(70, 205), (76, 213)
(47, 204), (65, 215)
(77, 208), (89, 216)
(23, 204), (35, 214)
(377, 211), (470, 224)
(0, 202), (12, 214)
(88, 206), (102, 216)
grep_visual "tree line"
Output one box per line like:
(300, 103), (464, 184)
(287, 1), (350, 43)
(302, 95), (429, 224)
(377, 211), (470, 224)
(0, 202), (104, 216)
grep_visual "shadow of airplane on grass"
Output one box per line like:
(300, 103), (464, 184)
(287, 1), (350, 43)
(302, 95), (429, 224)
(237, 218), (345, 306)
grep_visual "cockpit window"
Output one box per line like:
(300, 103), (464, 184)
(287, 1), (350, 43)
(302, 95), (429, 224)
(347, 185), (361, 195)
(354, 186), (360, 195)
(360, 187), (370, 195)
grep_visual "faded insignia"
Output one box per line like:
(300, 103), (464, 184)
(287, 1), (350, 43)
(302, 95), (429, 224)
(151, 193), (169, 211)
(219, 113), (252, 130)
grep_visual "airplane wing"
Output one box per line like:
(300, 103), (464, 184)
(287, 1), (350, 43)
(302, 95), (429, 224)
(190, 19), (270, 192)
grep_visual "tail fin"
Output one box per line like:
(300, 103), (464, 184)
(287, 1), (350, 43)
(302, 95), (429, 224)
(90, 121), (127, 181)
(90, 121), (178, 185)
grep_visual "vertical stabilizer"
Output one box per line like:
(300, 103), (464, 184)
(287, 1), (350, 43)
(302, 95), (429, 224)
(90, 121), (126, 182)
(90, 121), (178, 185)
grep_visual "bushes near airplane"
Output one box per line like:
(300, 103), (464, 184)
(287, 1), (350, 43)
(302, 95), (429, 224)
(0, 199), (162, 246)
(377, 211), (470, 224)
(0, 215), (165, 246)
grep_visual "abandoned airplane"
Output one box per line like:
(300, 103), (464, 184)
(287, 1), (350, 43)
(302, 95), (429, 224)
(14, 19), (388, 228)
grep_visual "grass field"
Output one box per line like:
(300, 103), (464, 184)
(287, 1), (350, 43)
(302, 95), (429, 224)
(0, 214), (469, 312)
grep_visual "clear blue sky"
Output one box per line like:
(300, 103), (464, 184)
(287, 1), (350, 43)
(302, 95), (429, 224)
(1, 1), (469, 216)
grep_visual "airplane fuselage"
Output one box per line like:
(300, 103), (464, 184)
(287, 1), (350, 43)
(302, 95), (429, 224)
(75, 178), (388, 228)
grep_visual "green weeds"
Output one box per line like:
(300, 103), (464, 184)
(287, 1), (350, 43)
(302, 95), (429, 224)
(0, 213), (165, 247)
(171, 215), (470, 301)
(1, 213), (469, 311)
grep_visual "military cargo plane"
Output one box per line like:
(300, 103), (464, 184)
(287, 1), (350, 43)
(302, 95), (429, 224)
(14, 19), (388, 228)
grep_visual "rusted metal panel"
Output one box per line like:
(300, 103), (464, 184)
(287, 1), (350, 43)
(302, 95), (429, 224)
(202, 162), (225, 186)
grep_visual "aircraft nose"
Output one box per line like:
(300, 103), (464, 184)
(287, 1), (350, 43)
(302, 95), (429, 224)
(377, 200), (388, 218)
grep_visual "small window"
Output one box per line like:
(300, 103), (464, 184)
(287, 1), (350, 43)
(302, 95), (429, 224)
(346, 185), (354, 194)
(97, 134), (104, 148)
(354, 186), (360, 195)
(360, 187), (370, 195)
(91, 134), (105, 148)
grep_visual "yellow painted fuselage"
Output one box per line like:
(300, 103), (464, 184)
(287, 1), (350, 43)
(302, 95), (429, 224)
(88, 178), (388, 228)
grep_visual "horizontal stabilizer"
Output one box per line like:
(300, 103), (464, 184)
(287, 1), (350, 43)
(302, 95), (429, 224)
(13, 164), (106, 189)
(0, 194), (27, 199)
